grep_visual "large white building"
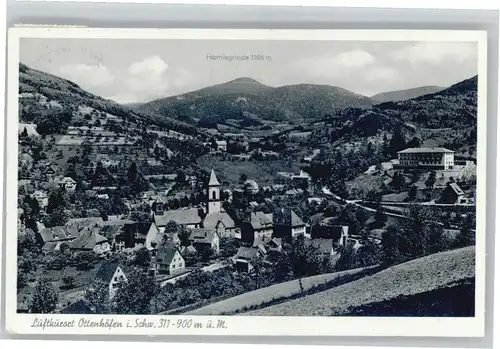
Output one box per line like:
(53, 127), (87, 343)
(397, 147), (455, 170)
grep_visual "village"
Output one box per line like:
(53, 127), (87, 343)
(17, 111), (477, 315)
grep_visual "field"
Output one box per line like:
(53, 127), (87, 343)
(196, 154), (300, 185)
(185, 266), (379, 315)
(245, 246), (475, 316)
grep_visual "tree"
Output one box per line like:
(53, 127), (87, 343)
(408, 185), (418, 201)
(114, 269), (158, 314)
(133, 247), (151, 267)
(455, 214), (475, 247)
(406, 137), (421, 148)
(278, 235), (326, 294)
(73, 251), (98, 271)
(239, 173), (248, 184)
(29, 279), (58, 314)
(177, 227), (191, 247)
(425, 171), (437, 189)
(83, 280), (111, 313)
(373, 206), (387, 229)
(20, 127), (28, 138)
(334, 245), (358, 271)
(388, 128), (406, 158)
(61, 275), (76, 289)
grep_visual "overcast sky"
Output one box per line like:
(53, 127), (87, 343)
(20, 38), (478, 104)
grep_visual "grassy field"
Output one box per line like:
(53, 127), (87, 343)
(196, 154), (300, 185)
(185, 266), (379, 315)
(245, 246), (475, 316)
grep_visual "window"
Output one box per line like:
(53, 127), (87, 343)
(212, 191), (217, 200)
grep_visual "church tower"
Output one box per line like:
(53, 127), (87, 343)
(207, 169), (221, 214)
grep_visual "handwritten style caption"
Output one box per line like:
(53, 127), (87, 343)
(31, 317), (228, 331)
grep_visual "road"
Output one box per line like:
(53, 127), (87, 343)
(158, 261), (228, 287)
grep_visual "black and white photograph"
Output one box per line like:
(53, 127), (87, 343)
(4, 28), (488, 337)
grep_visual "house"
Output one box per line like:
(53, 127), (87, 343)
(273, 208), (307, 240)
(152, 195), (168, 214)
(151, 246), (185, 275)
(397, 147), (455, 170)
(32, 190), (49, 208)
(241, 211), (274, 246)
(306, 238), (335, 257)
(153, 208), (204, 231)
(58, 300), (95, 314)
(309, 222), (349, 248)
(266, 237), (283, 253)
(244, 180), (259, 194)
(70, 226), (111, 255)
(44, 163), (57, 176)
(291, 170), (312, 190)
(215, 140), (227, 152)
(94, 261), (128, 300)
(189, 228), (220, 253)
(179, 245), (197, 255)
(440, 182), (467, 204)
(37, 225), (79, 247)
(232, 246), (266, 273)
(58, 177), (77, 192)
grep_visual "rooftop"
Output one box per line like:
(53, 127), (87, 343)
(398, 147), (455, 154)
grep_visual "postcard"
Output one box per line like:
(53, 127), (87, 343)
(3, 27), (488, 337)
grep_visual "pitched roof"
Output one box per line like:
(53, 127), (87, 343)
(448, 182), (465, 196)
(153, 246), (179, 266)
(249, 211), (273, 230)
(154, 208), (202, 227)
(235, 246), (260, 260)
(203, 212), (235, 229)
(306, 239), (334, 254)
(95, 260), (125, 283)
(274, 208), (305, 227)
(59, 300), (95, 314)
(398, 147), (454, 154)
(189, 228), (217, 244)
(244, 180), (259, 190)
(39, 226), (78, 243)
(208, 169), (220, 186)
(70, 227), (108, 250)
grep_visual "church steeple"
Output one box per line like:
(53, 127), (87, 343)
(207, 169), (221, 214)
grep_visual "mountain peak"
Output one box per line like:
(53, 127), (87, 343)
(227, 77), (263, 85)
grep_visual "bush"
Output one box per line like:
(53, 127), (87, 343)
(61, 275), (76, 289)
(73, 251), (99, 271)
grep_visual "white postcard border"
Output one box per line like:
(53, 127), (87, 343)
(4, 27), (489, 337)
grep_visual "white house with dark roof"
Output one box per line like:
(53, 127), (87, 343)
(153, 208), (204, 232)
(95, 261), (128, 299)
(32, 190), (49, 209)
(189, 228), (220, 253)
(397, 147), (455, 170)
(58, 177), (77, 192)
(69, 226), (110, 255)
(273, 208), (307, 239)
(151, 246), (185, 275)
(241, 211), (274, 246)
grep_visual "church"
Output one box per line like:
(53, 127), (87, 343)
(150, 169), (237, 239)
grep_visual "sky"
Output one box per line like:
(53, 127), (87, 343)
(20, 38), (478, 104)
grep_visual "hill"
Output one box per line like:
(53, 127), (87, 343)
(137, 78), (373, 127)
(245, 246), (475, 316)
(374, 76), (477, 129)
(371, 85), (444, 103)
(18, 63), (198, 136)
